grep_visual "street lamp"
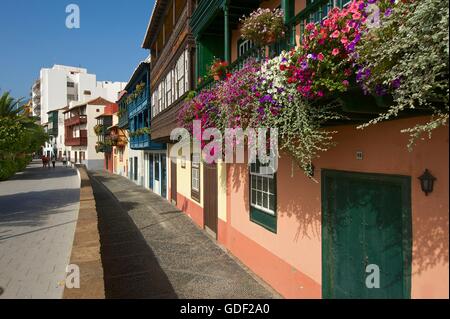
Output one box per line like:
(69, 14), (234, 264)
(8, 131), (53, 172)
(418, 169), (436, 196)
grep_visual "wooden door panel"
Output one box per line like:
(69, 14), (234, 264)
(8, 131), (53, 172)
(322, 170), (412, 299)
(204, 164), (218, 237)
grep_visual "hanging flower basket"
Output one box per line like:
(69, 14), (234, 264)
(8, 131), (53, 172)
(241, 8), (286, 46)
(210, 58), (228, 81)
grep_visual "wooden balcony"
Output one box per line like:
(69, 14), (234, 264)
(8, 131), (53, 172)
(65, 115), (87, 127)
(65, 130), (88, 146)
(151, 5), (189, 78)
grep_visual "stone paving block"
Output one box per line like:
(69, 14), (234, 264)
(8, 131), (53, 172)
(89, 170), (281, 299)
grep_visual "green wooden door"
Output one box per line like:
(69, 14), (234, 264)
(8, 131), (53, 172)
(322, 170), (412, 299)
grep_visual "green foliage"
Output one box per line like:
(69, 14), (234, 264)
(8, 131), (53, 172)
(0, 160), (16, 181)
(0, 91), (48, 181)
(0, 92), (23, 117)
(357, 0), (449, 148)
(94, 124), (104, 136)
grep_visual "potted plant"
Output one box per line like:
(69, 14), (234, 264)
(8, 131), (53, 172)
(210, 58), (229, 81)
(241, 8), (285, 46)
(94, 124), (104, 136)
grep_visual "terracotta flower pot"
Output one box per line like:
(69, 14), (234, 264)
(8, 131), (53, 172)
(264, 32), (277, 45)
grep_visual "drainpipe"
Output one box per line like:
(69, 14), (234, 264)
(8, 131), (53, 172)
(223, 0), (231, 63)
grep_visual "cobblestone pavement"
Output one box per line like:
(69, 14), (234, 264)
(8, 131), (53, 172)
(89, 170), (281, 299)
(0, 161), (80, 299)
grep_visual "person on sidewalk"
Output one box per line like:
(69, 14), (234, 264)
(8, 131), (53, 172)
(42, 155), (48, 168)
(52, 156), (56, 168)
(62, 155), (67, 167)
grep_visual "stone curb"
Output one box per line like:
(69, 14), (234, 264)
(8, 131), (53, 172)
(63, 165), (105, 299)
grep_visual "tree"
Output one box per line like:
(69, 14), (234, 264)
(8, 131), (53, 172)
(0, 92), (23, 118)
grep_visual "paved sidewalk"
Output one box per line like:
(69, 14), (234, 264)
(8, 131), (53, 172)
(0, 161), (80, 299)
(89, 170), (280, 299)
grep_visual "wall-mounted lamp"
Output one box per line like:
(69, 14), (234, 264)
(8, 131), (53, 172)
(418, 169), (436, 196)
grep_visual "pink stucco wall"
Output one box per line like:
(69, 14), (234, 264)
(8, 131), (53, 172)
(224, 116), (449, 298)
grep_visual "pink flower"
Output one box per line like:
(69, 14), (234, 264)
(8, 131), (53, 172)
(341, 37), (348, 44)
(306, 23), (315, 31)
(352, 12), (361, 20)
(332, 48), (340, 56)
(342, 80), (350, 87)
(330, 30), (340, 38)
(317, 53), (325, 61)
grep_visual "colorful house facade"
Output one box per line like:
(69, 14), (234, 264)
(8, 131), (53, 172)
(96, 0), (448, 299)
(63, 97), (113, 169)
(118, 61), (167, 195)
(95, 103), (119, 173)
(181, 0), (448, 299)
(142, 0), (195, 203)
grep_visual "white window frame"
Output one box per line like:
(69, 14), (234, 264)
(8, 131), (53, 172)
(250, 162), (276, 216)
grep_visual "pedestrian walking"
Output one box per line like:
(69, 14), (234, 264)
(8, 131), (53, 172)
(52, 157), (56, 168)
(42, 156), (48, 168)
(62, 155), (67, 167)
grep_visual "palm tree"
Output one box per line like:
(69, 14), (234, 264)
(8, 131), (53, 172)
(0, 91), (23, 118)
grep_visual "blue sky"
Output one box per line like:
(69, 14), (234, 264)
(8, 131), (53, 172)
(0, 0), (155, 99)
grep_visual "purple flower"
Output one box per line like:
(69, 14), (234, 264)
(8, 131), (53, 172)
(392, 78), (401, 89)
(260, 94), (275, 105)
(347, 42), (356, 52)
(300, 60), (309, 70)
(375, 84), (387, 96)
(385, 8), (393, 17)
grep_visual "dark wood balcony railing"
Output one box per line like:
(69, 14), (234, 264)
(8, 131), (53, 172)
(65, 130), (88, 146)
(151, 6), (188, 73)
(65, 115), (87, 127)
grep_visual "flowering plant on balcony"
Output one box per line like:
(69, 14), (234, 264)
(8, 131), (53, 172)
(241, 8), (286, 46)
(280, 1), (368, 99)
(94, 124), (104, 136)
(133, 127), (151, 137)
(253, 52), (341, 176)
(215, 59), (261, 132)
(95, 141), (104, 153)
(209, 58), (229, 81)
(125, 82), (147, 105)
(356, 0), (449, 147)
(179, 89), (220, 147)
(118, 107), (127, 119)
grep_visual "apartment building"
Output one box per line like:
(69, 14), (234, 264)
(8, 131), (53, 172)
(31, 80), (41, 118)
(63, 97), (113, 170)
(34, 65), (126, 125)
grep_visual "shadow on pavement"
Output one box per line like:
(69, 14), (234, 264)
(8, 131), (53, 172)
(0, 188), (80, 234)
(90, 174), (178, 299)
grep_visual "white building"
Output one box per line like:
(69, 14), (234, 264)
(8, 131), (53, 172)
(63, 97), (114, 170)
(35, 65), (126, 125)
(31, 80), (41, 118)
